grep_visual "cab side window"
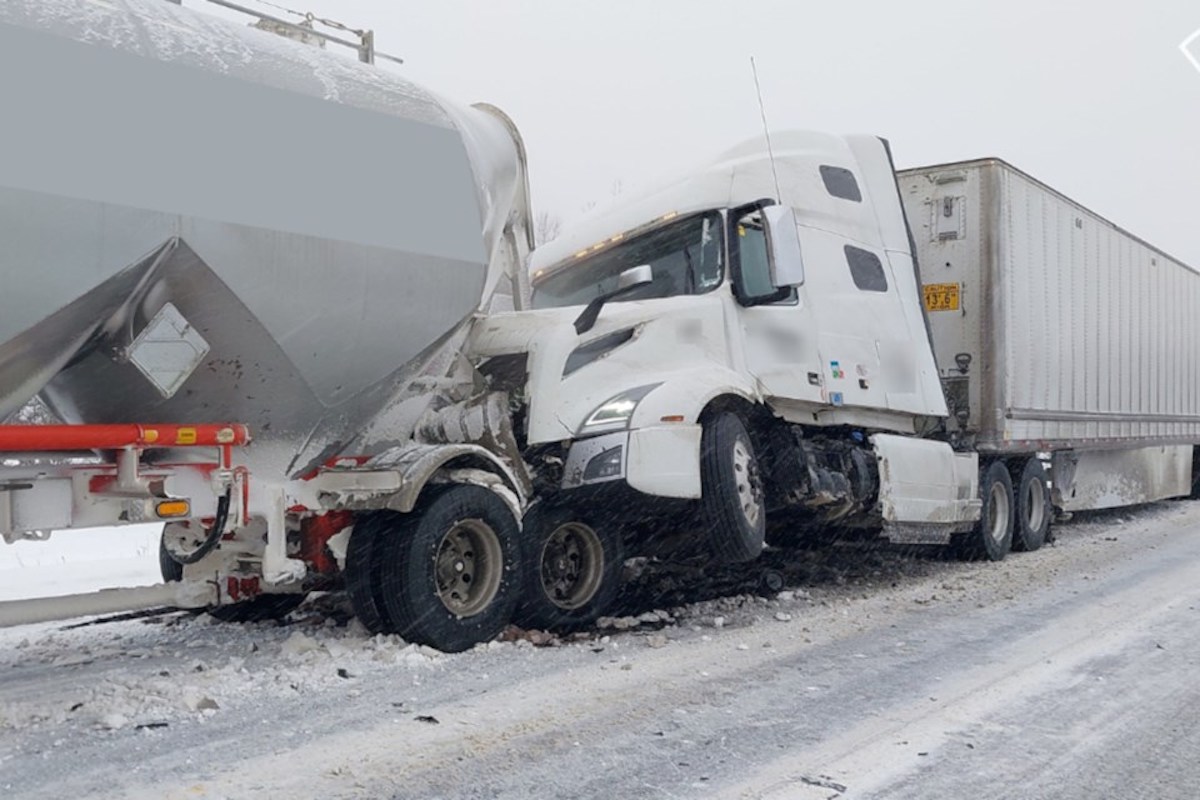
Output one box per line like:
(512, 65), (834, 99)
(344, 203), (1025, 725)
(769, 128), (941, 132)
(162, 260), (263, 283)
(733, 209), (797, 304)
(845, 245), (888, 292)
(736, 215), (774, 298)
(820, 165), (862, 202)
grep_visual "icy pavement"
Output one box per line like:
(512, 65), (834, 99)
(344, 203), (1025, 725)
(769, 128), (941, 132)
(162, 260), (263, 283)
(1, 501), (1199, 799)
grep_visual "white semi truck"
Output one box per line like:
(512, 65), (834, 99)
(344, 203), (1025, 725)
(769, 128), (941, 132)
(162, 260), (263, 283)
(490, 132), (1200, 628)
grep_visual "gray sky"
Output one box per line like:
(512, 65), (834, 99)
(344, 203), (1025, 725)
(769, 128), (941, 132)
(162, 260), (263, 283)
(208, 1), (1200, 266)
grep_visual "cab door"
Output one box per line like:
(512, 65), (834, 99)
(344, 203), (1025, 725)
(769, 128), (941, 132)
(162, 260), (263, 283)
(803, 227), (894, 412)
(728, 205), (824, 408)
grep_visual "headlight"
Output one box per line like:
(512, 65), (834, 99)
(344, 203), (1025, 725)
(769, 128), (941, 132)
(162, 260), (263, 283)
(578, 383), (661, 435)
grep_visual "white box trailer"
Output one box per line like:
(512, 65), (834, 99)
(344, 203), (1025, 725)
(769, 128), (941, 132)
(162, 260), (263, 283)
(899, 160), (1200, 511)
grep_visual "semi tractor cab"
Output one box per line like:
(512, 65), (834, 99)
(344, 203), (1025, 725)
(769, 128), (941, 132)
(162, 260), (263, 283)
(472, 132), (986, 626)
(478, 132), (1200, 631)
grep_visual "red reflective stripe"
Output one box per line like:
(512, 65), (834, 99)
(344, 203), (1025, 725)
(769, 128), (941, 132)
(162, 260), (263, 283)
(0, 424), (250, 451)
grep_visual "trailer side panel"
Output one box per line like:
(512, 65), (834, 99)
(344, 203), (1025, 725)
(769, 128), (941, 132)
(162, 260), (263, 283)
(900, 159), (1200, 453)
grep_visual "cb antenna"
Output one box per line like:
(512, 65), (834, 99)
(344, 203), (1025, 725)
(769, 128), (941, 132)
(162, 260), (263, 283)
(750, 56), (783, 204)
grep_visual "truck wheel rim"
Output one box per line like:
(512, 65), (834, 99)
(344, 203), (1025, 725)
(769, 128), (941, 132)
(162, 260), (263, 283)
(1025, 479), (1046, 533)
(434, 519), (503, 618)
(987, 483), (1010, 546)
(733, 438), (763, 528)
(540, 522), (605, 610)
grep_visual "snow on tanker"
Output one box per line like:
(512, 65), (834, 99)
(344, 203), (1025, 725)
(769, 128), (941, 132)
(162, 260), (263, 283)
(0, 0), (536, 652)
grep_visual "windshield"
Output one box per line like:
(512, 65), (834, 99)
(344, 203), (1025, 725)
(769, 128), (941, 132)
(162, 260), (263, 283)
(532, 211), (724, 309)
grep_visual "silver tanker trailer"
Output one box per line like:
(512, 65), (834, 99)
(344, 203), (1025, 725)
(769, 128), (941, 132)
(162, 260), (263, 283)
(0, 0), (538, 652)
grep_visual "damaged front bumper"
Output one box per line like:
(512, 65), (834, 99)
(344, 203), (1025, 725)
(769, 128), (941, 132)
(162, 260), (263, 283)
(562, 431), (628, 489)
(560, 424), (703, 499)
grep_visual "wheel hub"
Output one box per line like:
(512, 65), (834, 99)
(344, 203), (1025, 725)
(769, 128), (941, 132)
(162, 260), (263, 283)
(987, 482), (1010, 545)
(539, 522), (605, 611)
(1025, 479), (1046, 532)
(732, 438), (764, 527)
(434, 519), (503, 618)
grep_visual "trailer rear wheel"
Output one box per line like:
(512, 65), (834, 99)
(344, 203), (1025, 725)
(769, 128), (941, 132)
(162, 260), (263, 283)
(701, 412), (766, 563)
(1012, 458), (1050, 552)
(377, 485), (521, 653)
(345, 512), (395, 634)
(515, 504), (625, 631)
(953, 461), (1013, 561)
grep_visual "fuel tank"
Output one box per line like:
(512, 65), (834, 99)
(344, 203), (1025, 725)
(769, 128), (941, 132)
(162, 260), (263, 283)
(0, 0), (532, 477)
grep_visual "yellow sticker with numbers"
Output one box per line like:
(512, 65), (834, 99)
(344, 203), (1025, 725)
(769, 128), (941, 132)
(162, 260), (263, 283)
(923, 282), (960, 311)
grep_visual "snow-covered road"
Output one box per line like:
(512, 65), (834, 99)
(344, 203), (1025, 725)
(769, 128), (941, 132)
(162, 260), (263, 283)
(2, 502), (1198, 799)
(0, 525), (162, 602)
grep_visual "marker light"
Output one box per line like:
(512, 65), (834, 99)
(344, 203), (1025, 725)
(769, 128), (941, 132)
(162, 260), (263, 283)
(156, 500), (191, 519)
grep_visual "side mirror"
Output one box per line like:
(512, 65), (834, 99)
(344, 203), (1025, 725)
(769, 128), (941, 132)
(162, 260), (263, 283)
(617, 263), (654, 290)
(763, 205), (805, 287)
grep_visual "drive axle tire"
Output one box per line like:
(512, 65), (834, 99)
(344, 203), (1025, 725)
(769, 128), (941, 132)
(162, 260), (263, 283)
(1012, 458), (1050, 552)
(377, 485), (521, 653)
(953, 460), (1014, 562)
(700, 412), (766, 564)
(1191, 453), (1200, 499)
(515, 504), (625, 631)
(345, 512), (394, 634)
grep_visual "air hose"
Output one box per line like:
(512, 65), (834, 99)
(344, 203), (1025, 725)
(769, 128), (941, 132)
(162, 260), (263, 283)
(167, 490), (231, 565)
